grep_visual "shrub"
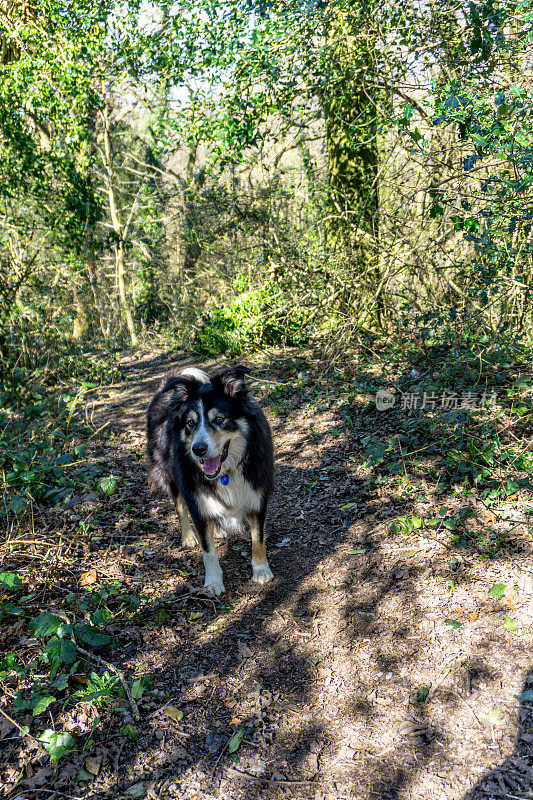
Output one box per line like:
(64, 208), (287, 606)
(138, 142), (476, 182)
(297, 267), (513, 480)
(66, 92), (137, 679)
(196, 276), (313, 355)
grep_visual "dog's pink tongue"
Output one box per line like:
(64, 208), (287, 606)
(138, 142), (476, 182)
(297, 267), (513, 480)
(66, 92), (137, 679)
(202, 455), (221, 475)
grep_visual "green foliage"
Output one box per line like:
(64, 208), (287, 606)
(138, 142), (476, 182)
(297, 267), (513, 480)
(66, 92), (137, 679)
(422, 2), (533, 334)
(74, 671), (123, 708)
(1, 578), (146, 762)
(121, 723), (139, 742)
(0, 371), (109, 518)
(489, 583), (506, 600)
(0, 572), (23, 590)
(39, 730), (76, 763)
(98, 475), (121, 497)
(197, 275), (313, 355)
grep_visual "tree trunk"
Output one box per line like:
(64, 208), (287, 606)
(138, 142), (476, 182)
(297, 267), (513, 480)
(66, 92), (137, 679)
(322, 1), (382, 326)
(181, 142), (205, 277)
(72, 284), (92, 339)
(116, 239), (137, 345)
(100, 100), (137, 346)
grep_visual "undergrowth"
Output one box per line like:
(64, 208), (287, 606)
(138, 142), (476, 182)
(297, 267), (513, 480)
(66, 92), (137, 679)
(0, 351), (125, 519)
(0, 575), (147, 765)
(196, 275), (315, 356)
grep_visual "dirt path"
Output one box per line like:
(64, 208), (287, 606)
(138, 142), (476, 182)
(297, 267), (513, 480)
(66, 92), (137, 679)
(3, 351), (533, 800)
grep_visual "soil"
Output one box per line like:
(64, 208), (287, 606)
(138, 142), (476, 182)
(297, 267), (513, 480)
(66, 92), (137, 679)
(1, 350), (533, 800)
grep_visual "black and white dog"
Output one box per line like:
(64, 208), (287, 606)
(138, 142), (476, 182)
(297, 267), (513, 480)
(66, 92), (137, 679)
(146, 365), (274, 595)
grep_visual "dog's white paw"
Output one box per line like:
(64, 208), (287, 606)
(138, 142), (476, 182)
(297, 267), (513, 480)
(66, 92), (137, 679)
(203, 578), (226, 596)
(182, 531), (197, 548)
(252, 565), (274, 585)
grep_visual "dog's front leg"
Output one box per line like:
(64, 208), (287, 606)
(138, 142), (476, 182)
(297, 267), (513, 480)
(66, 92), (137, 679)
(198, 519), (225, 596)
(250, 510), (273, 585)
(175, 494), (197, 548)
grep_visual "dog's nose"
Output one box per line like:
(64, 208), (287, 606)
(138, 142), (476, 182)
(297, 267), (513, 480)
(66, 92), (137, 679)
(192, 442), (208, 457)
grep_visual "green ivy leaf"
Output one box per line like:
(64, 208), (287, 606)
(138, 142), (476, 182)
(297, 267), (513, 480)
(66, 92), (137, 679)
(0, 572), (23, 590)
(120, 723), (139, 742)
(444, 619), (463, 629)
(130, 679), (144, 700)
(515, 691), (533, 702)
(44, 636), (78, 667)
(32, 694), (56, 716)
(8, 496), (27, 514)
(416, 686), (429, 704)
(125, 783), (145, 797)
(98, 475), (120, 496)
(39, 730), (75, 762)
(74, 768), (95, 782)
(488, 583), (506, 599)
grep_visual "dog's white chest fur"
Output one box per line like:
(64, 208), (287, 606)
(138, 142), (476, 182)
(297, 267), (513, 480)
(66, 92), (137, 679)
(198, 469), (261, 531)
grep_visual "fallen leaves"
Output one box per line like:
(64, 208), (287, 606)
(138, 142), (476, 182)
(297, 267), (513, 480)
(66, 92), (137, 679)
(79, 569), (97, 587)
(504, 585), (522, 609)
(125, 782), (145, 797)
(163, 705), (184, 723)
(85, 755), (102, 776)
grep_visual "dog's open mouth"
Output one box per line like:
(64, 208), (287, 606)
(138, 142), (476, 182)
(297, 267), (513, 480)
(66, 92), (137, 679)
(200, 441), (229, 479)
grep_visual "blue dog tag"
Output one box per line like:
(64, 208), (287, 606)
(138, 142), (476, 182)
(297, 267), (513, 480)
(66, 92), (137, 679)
(220, 474), (229, 486)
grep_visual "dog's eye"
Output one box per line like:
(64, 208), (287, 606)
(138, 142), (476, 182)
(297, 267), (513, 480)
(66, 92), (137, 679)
(186, 418), (196, 430)
(213, 415), (225, 426)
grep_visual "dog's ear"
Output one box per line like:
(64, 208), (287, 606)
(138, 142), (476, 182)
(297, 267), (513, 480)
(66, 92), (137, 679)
(215, 366), (251, 398)
(158, 377), (199, 404)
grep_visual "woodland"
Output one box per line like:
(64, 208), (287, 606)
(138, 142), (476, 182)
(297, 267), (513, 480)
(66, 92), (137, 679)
(1, 2), (533, 800)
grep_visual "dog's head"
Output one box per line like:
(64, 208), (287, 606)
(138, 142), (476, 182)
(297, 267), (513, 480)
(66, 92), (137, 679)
(162, 366), (251, 480)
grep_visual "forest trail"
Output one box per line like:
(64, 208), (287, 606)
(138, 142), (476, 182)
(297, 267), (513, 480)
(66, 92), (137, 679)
(2, 350), (533, 800)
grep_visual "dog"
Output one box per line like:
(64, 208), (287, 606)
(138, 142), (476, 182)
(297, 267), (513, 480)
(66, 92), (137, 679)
(146, 365), (274, 595)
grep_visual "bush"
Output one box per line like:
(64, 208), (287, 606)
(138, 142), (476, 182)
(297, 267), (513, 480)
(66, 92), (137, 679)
(196, 276), (313, 355)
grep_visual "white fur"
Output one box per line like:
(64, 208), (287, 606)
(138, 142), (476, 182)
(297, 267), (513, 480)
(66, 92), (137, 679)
(216, 470), (262, 515)
(203, 548), (225, 595)
(180, 367), (210, 383)
(197, 466), (262, 534)
(192, 402), (220, 458)
(252, 564), (274, 584)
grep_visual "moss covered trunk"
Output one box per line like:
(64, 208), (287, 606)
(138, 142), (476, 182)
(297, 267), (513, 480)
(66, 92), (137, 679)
(323, 2), (382, 327)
